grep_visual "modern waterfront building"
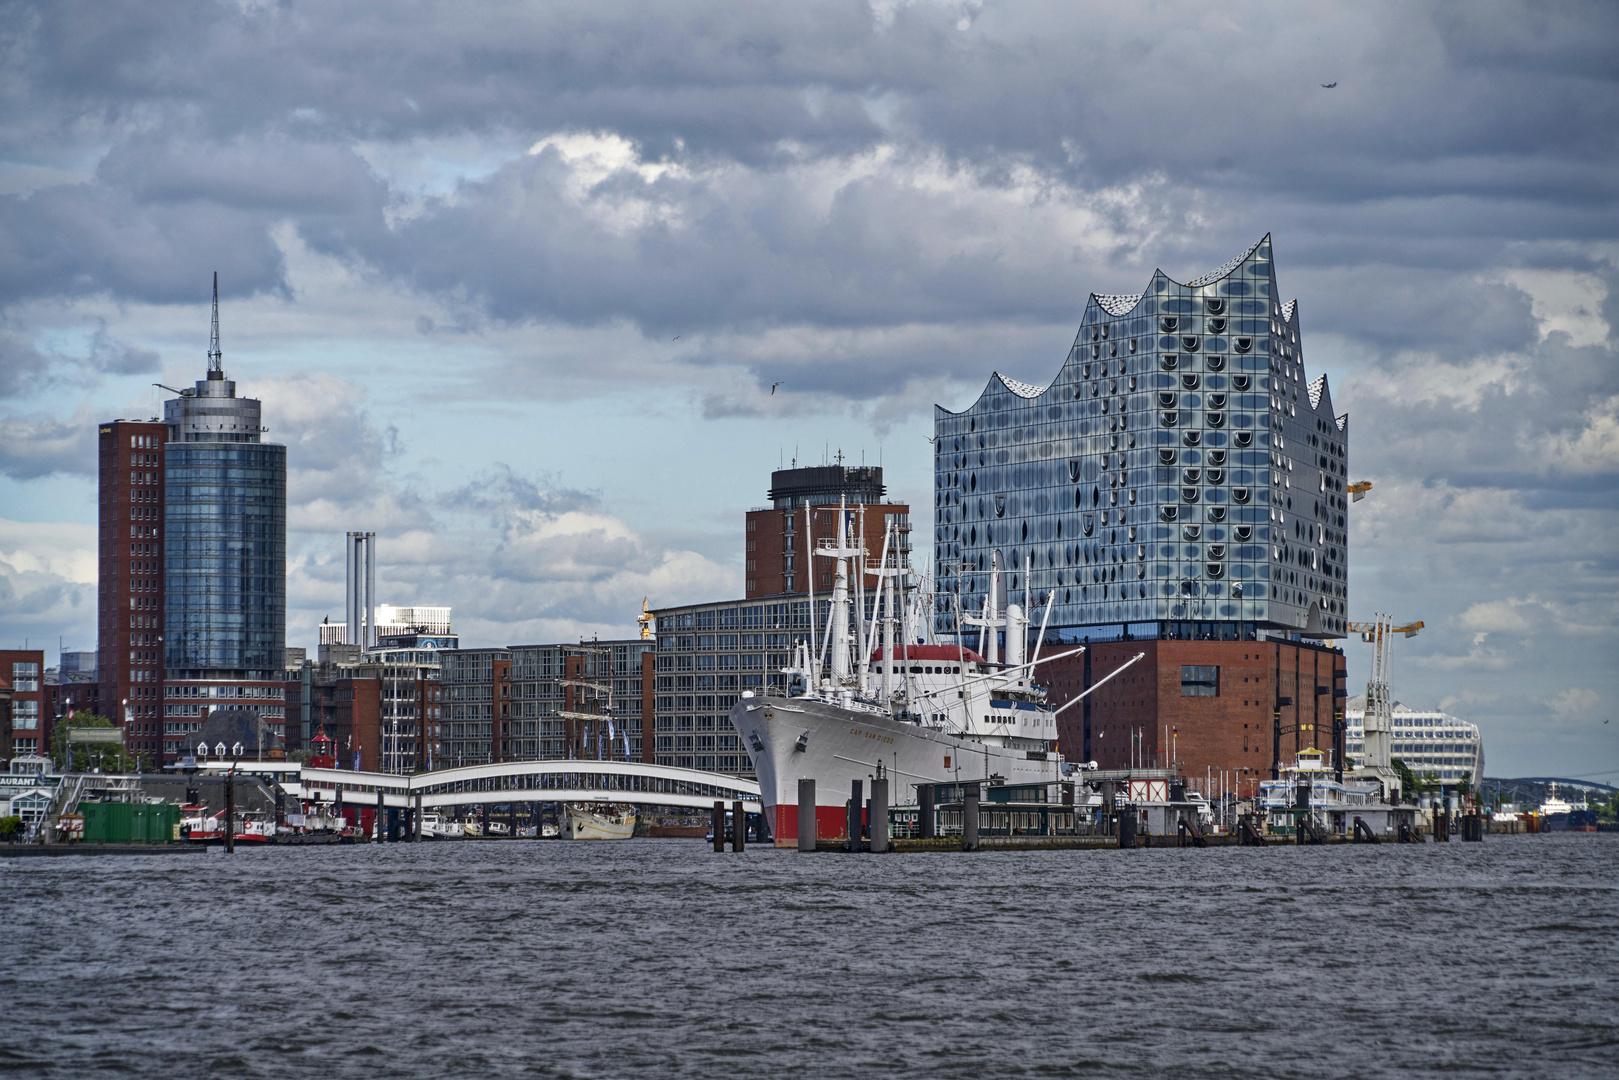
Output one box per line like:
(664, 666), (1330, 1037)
(745, 465), (910, 599)
(157, 277), (288, 762)
(1344, 695), (1485, 788)
(935, 237), (1354, 782)
(934, 235), (1349, 645)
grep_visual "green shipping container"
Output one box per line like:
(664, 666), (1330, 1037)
(77, 802), (182, 843)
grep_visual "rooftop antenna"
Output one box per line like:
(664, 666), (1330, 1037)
(207, 271), (223, 376)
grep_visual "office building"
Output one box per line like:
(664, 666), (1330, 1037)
(745, 465), (910, 598)
(435, 641), (651, 770)
(157, 277), (288, 763)
(1344, 696), (1485, 788)
(97, 418), (168, 747)
(936, 237), (1353, 783)
(1, 650), (46, 761)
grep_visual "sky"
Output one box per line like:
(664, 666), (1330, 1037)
(0, 0), (1615, 779)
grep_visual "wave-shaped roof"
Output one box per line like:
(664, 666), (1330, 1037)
(997, 374), (1048, 398)
(1186, 236), (1267, 288)
(1094, 293), (1143, 317)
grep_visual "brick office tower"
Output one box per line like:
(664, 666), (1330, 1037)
(159, 276), (288, 764)
(98, 418), (169, 759)
(1, 649), (47, 760)
(744, 465), (910, 598)
(934, 236), (1352, 787)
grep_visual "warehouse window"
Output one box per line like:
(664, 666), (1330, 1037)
(1181, 665), (1218, 697)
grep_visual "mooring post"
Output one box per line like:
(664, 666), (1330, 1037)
(847, 779), (863, 853)
(712, 801), (726, 853)
(798, 778), (816, 852)
(963, 782), (980, 852)
(870, 776), (889, 853)
(413, 793), (423, 842)
(224, 770), (236, 855)
(377, 788), (386, 842)
(732, 800), (745, 852)
(1118, 806), (1136, 849)
(920, 784), (936, 839)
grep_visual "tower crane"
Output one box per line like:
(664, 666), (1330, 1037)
(1348, 480), (1373, 502)
(637, 597), (654, 640)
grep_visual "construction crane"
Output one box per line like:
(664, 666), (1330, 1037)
(637, 597), (654, 640)
(1348, 480), (1373, 502)
(1349, 613), (1422, 799)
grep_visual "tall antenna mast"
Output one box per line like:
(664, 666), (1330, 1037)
(208, 271), (222, 374)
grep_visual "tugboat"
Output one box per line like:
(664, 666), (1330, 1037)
(730, 500), (1142, 846)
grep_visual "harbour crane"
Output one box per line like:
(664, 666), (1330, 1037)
(1348, 480), (1373, 502)
(1349, 613), (1423, 800)
(637, 597), (654, 640)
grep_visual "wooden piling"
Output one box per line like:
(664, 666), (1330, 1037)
(712, 801), (725, 852)
(919, 784), (935, 840)
(798, 778), (816, 852)
(963, 783), (979, 852)
(847, 779), (863, 853)
(732, 800), (745, 852)
(224, 770), (235, 854)
(870, 777), (889, 854)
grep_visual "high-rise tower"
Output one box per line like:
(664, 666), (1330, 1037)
(159, 275), (288, 760)
(97, 417), (168, 757)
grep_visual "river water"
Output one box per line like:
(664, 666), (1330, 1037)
(2, 834), (1615, 1079)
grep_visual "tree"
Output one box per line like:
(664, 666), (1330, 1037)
(1392, 757), (1419, 796)
(49, 712), (144, 773)
(0, 816), (21, 841)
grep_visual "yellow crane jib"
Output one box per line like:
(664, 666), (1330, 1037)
(1348, 480), (1373, 502)
(637, 597), (655, 640)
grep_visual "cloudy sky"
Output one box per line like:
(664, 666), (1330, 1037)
(1, 1), (1614, 778)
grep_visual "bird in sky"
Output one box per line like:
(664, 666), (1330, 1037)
(1321, 82), (1337, 88)
(770, 382), (781, 394)
(924, 435), (937, 444)
(672, 335), (681, 340)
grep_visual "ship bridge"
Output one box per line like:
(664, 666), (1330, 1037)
(197, 758), (760, 813)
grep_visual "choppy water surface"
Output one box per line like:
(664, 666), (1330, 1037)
(2, 835), (1615, 1079)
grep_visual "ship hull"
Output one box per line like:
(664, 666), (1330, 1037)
(729, 695), (1062, 846)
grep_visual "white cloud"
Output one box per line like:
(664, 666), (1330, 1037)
(1545, 687), (1600, 718)
(1499, 270), (1611, 349)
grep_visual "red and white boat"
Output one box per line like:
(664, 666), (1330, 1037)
(730, 501), (1141, 846)
(180, 806), (277, 844)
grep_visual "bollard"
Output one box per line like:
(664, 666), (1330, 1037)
(798, 778), (816, 852)
(920, 784), (936, 839)
(963, 783), (980, 852)
(509, 803), (517, 840)
(847, 780), (863, 853)
(377, 789), (386, 842)
(870, 776), (889, 853)
(334, 787), (344, 831)
(1118, 807), (1137, 849)
(224, 770), (236, 854)
(413, 793), (423, 842)
(712, 801), (726, 852)
(732, 800), (745, 852)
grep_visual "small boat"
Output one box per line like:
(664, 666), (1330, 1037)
(462, 820), (483, 838)
(564, 802), (637, 840)
(420, 814), (465, 839)
(540, 821), (560, 839)
(485, 820), (511, 837)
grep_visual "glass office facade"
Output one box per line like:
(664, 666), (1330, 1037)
(163, 442), (287, 674)
(933, 235), (1351, 644)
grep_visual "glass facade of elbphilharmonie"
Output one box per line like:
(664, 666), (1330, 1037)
(933, 235), (1351, 645)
